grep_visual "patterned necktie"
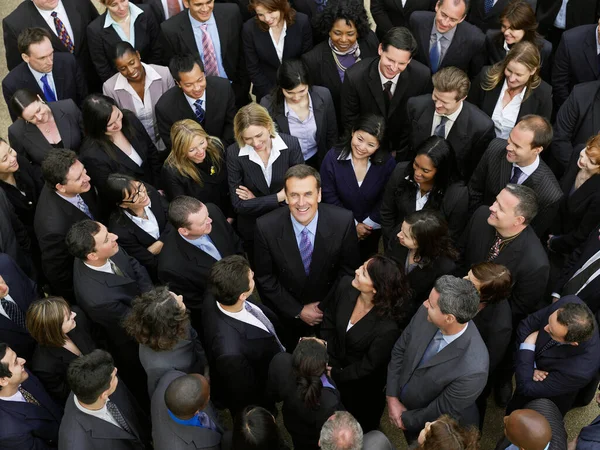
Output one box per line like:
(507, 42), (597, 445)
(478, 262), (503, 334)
(194, 99), (205, 123)
(40, 74), (57, 102)
(299, 228), (313, 276)
(19, 386), (40, 406)
(200, 24), (219, 77)
(1, 298), (26, 329)
(198, 238), (221, 261)
(487, 234), (503, 261)
(429, 36), (441, 74)
(167, 0), (182, 18)
(562, 256), (600, 296)
(244, 303), (285, 351)
(51, 12), (74, 53)
(536, 339), (559, 357)
(76, 195), (94, 219)
(434, 116), (448, 138)
(106, 400), (134, 434)
(510, 166), (523, 185)
(109, 259), (125, 277)
(417, 330), (444, 367)
(484, 0), (494, 14)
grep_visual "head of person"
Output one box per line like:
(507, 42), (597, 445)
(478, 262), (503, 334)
(31, 0), (60, 11)
(378, 27), (417, 79)
(417, 414), (480, 449)
(104, 174), (150, 220)
(209, 255), (254, 307)
(41, 149), (91, 195)
(578, 134), (600, 174)
(232, 406), (282, 450)
(434, 0), (468, 34)
(506, 115), (553, 166)
(274, 59), (312, 108)
(100, 0), (131, 21)
(466, 262), (512, 304)
(0, 276), (8, 299)
(338, 114), (386, 164)
(233, 103), (277, 151)
(66, 220), (119, 263)
(293, 337), (329, 409)
(112, 41), (144, 83)
(424, 275), (480, 330)
(316, 0), (372, 53)
(0, 138), (19, 177)
(483, 40), (541, 95)
(183, 0), (215, 22)
(169, 196), (212, 239)
(124, 287), (188, 351)
(165, 373), (211, 419)
(544, 302), (596, 345)
(250, 0), (295, 32)
(26, 297), (77, 348)
(82, 94), (132, 146)
(431, 67), (470, 116)
(284, 164), (321, 226)
(500, 0), (541, 46)
(10, 88), (52, 125)
(488, 184), (538, 236)
(67, 349), (118, 405)
(169, 55), (206, 100)
(407, 136), (457, 191)
(503, 409), (551, 450)
(0, 343), (28, 392)
(319, 411), (363, 450)
(18, 27), (54, 73)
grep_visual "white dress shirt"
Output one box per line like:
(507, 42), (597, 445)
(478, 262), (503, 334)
(415, 189), (430, 211)
(74, 395), (122, 429)
(124, 203), (160, 240)
(238, 134), (288, 187)
(0, 386), (26, 403)
(217, 301), (269, 333)
(492, 80), (527, 139)
(269, 21), (287, 63)
(83, 259), (115, 275)
(0, 294), (18, 321)
(184, 91), (207, 115)
(33, 0), (75, 46)
(512, 156), (539, 184)
(431, 101), (463, 138)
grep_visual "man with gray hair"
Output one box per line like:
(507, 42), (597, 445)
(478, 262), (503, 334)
(319, 411), (363, 450)
(386, 275), (489, 443)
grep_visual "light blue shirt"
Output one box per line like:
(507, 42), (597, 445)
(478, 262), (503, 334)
(506, 443), (550, 450)
(290, 211), (318, 250)
(553, 0), (569, 29)
(184, 91), (207, 115)
(28, 66), (57, 99)
(103, 3), (144, 46)
(181, 233), (222, 260)
(438, 323), (469, 352)
(188, 11), (228, 79)
(285, 95), (318, 161)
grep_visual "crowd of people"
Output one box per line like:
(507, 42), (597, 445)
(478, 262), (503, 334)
(1, 0), (600, 448)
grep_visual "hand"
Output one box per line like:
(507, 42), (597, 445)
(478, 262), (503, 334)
(299, 302), (323, 326)
(236, 186), (256, 201)
(524, 331), (539, 345)
(567, 439), (578, 450)
(356, 223), (373, 240)
(387, 396), (407, 429)
(276, 188), (286, 203)
(226, 217), (235, 224)
(533, 369), (549, 382)
(147, 240), (164, 255)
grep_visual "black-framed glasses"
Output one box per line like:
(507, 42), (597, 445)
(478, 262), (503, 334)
(122, 182), (145, 204)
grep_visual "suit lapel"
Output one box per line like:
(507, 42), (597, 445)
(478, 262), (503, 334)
(23, 124), (49, 154)
(483, 82), (503, 116)
(408, 319), (438, 375)
(258, 29), (280, 67)
(335, 293), (356, 355)
(499, 150), (512, 185)
(367, 61), (388, 116)
(53, 106), (73, 149)
(99, 21), (124, 49)
(311, 89), (326, 144)
(418, 18), (433, 66)
(584, 29), (600, 78)
(389, 70), (409, 117)
(276, 217), (306, 283)
(179, 16), (201, 56)
(240, 156), (271, 196)
(308, 212), (334, 283)
(176, 233), (218, 266)
(442, 25), (465, 68)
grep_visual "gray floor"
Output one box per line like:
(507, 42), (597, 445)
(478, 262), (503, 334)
(0, 1), (597, 448)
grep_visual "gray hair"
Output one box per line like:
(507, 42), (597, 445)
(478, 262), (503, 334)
(319, 412), (363, 450)
(504, 184), (538, 225)
(435, 275), (479, 324)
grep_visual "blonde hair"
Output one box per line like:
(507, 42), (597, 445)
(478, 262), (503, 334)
(481, 40), (541, 101)
(165, 119), (223, 186)
(233, 103), (277, 148)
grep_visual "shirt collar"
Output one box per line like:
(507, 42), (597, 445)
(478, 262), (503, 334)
(184, 91), (207, 110)
(238, 133), (288, 157)
(168, 409), (203, 427)
(56, 191), (81, 207)
(28, 64), (51, 82)
(188, 10), (215, 27)
(104, 2), (144, 28)
(33, 0), (66, 19)
(435, 100), (463, 122)
(269, 20), (287, 40)
(441, 322), (468, 345)
(290, 210), (319, 238)
(503, 39), (510, 52)
(180, 233), (210, 246)
(114, 62), (161, 91)
(284, 93), (313, 118)
(378, 62), (400, 87)
(514, 155), (540, 176)
(500, 79), (527, 101)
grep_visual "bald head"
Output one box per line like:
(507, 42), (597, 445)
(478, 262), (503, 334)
(164, 373), (210, 419)
(504, 409), (552, 450)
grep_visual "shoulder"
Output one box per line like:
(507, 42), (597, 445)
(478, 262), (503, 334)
(563, 23), (596, 42)
(257, 206), (290, 228)
(346, 57), (377, 79)
(149, 64), (172, 79)
(311, 85), (333, 101)
(294, 12), (311, 27)
(410, 10), (435, 25)
(243, 17), (259, 32)
(318, 203), (354, 223)
(533, 80), (552, 96)
(156, 86), (182, 106)
(279, 132), (301, 149)
(8, 119), (26, 135)
(462, 101), (493, 121)
(406, 59), (431, 77)
(534, 160), (562, 190)
(226, 142), (242, 159)
(408, 93), (432, 110)
(3, 1), (35, 24)
(214, 2), (242, 20)
(571, 80), (600, 98)
(457, 20), (484, 39)
(88, 12), (106, 32)
(207, 75), (232, 91)
(486, 138), (508, 155)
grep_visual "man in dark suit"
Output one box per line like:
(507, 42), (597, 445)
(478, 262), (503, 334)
(0, 343), (63, 450)
(59, 349), (152, 450)
(468, 0), (535, 32)
(0, 179), (33, 279)
(386, 275), (489, 441)
(406, 66), (495, 180)
(203, 255), (283, 414)
(536, 0), (600, 49)
(409, 0), (486, 78)
(152, 370), (227, 450)
(0, 254), (37, 362)
(159, 0), (249, 107)
(34, 149), (101, 301)
(2, 27), (86, 122)
(254, 165), (361, 346)
(2, 0), (100, 91)
(571, 394), (600, 449)
(155, 55), (237, 151)
(341, 27), (432, 160)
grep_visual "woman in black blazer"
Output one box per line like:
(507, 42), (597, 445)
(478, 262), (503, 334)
(227, 103), (304, 258)
(468, 41), (552, 139)
(87, 0), (162, 82)
(79, 94), (162, 194)
(302, 1), (379, 129)
(243, 0), (313, 101)
(105, 173), (171, 282)
(260, 59), (338, 169)
(267, 337), (344, 450)
(26, 297), (96, 406)
(321, 255), (410, 432)
(8, 90), (83, 166)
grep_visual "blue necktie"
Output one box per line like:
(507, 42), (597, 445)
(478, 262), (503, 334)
(194, 99), (205, 123)
(299, 228), (313, 276)
(509, 166), (523, 184)
(76, 195), (94, 219)
(429, 36), (441, 74)
(434, 116), (448, 138)
(417, 330), (444, 368)
(484, 0), (494, 14)
(40, 74), (57, 102)
(197, 237), (221, 261)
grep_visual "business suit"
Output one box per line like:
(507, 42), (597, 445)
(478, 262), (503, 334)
(406, 95), (496, 181)
(151, 370), (226, 450)
(386, 305), (489, 433)
(2, 53), (87, 123)
(0, 369), (63, 450)
(577, 413), (600, 450)
(341, 56), (433, 159)
(0, 190), (34, 281)
(8, 99), (83, 166)
(321, 276), (402, 432)
(536, 0), (600, 37)
(409, 12), (486, 78)
(242, 13), (313, 101)
(139, 0), (167, 23)
(155, 79), (236, 151)
(370, 0), (436, 39)
(469, 0), (536, 32)
(202, 293), (283, 413)
(260, 86), (338, 167)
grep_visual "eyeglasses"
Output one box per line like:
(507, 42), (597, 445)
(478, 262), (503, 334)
(122, 182), (145, 204)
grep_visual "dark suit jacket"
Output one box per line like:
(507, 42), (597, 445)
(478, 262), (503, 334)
(157, 203), (244, 312)
(226, 133), (304, 242)
(341, 56), (433, 159)
(8, 99), (83, 166)
(406, 95), (496, 181)
(33, 185), (102, 300)
(0, 191), (33, 279)
(0, 369), (63, 450)
(386, 306), (489, 432)
(536, 0), (600, 35)
(260, 85), (338, 165)
(140, 0), (166, 23)
(254, 204), (361, 319)
(2, 53), (87, 122)
(472, 299), (512, 373)
(577, 413), (600, 450)
(241, 13), (313, 100)
(409, 12), (486, 78)
(469, 0), (536, 32)
(155, 79), (236, 151)
(0, 253), (38, 362)
(370, 0), (436, 38)
(87, 4), (162, 82)
(459, 205), (550, 321)
(202, 293), (283, 413)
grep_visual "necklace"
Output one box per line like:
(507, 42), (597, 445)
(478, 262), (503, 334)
(332, 51), (354, 73)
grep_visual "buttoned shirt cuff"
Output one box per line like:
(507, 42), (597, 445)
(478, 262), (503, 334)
(519, 343), (536, 351)
(363, 217), (381, 229)
(551, 293), (561, 299)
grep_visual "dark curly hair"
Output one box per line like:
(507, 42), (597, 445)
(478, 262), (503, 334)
(315, 0), (371, 42)
(124, 286), (190, 351)
(366, 255), (411, 322)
